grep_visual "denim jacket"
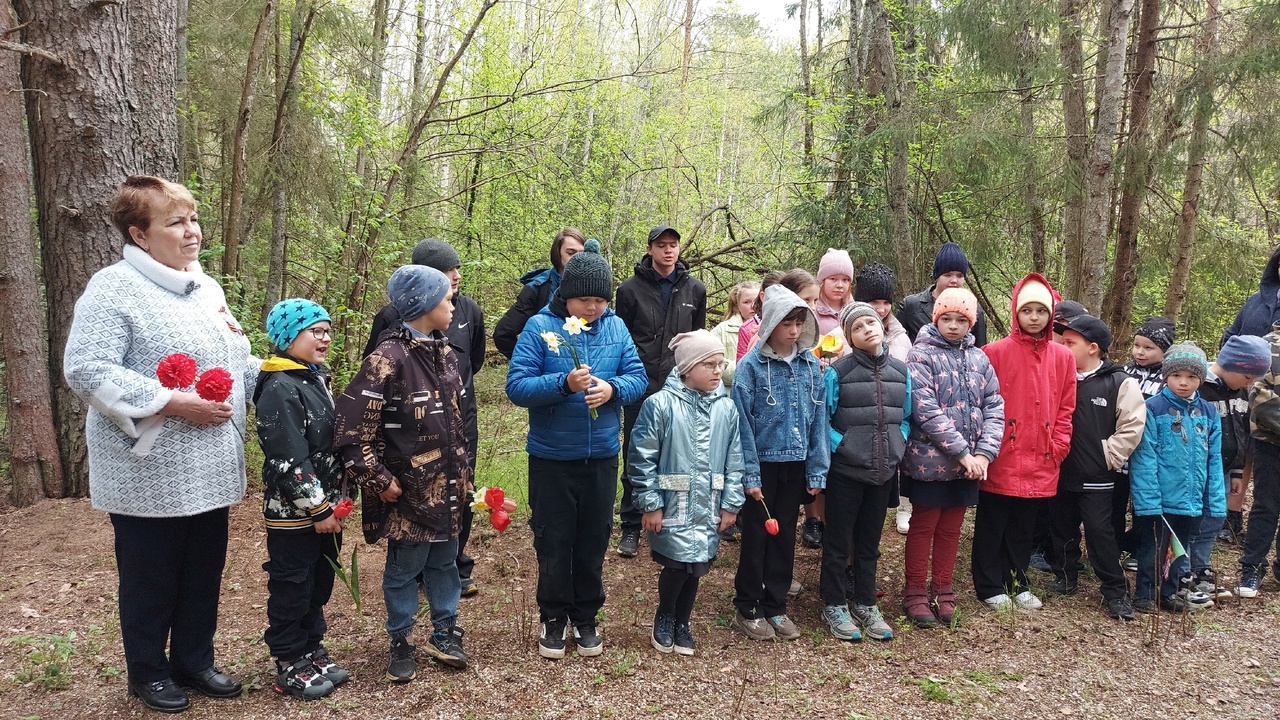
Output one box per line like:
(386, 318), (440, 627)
(730, 285), (830, 489)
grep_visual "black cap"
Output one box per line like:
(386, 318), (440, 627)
(647, 225), (681, 245)
(1060, 314), (1112, 353)
(1053, 299), (1087, 325)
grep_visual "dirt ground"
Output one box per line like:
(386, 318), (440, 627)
(2, 494), (1279, 720)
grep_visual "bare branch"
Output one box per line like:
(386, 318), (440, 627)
(0, 39), (63, 65)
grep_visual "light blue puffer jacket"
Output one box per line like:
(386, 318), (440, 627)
(628, 369), (747, 563)
(1129, 386), (1225, 518)
(506, 306), (648, 460)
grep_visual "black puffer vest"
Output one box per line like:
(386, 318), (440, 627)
(828, 349), (909, 485)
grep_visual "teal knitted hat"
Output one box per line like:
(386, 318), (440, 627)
(267, 298), (330, 350)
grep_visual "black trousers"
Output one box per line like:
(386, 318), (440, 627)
(110, 507), (229, 683)
(1045, 488), (1128, 600)
(456, 434), (478, 582)
(1112, 472), (1135, 554)
(1241, 440), (1280, 570)
(618, 399), (649, 532)
(528, 455), (617, 625)
(264, 530), (341, 662)
(734, 461), (807, 618)
(971, 492), (1045, 599)
(819, 476), (891, 607)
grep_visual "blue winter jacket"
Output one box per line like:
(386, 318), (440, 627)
(506, 305), (648, 460)
(1129, 386), (1226, 518)
(628, 369), (747, 564)
(730, 285), (830, 489)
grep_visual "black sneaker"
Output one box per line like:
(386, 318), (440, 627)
(387, 637), (417, 683)
(1105, 596), (1136, 622)
(424, 626), (468, 669)
(538, 619), (567, 660)
(1121, 553), (1138, 572)
(1028, 551), (1052, 573)
(673, 623), (696, 656)
(651, 612), (675, 653)
(305, 645), (348, 687)
(129, 678), (190, 713)
(460, 578), (480, 597)
(573, 623), (603, 657)
(617, 529), (640, 558)
(1048, 577), (1079, 596)
(802, 518), (824, 548)
(719, 520), (741, 543)
(1132, 597), (1157, 614)
(274, 658), (334, 700)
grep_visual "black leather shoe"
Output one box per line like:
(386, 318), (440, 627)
(130, 678), (190, 713)
(174, 666), (242, 698)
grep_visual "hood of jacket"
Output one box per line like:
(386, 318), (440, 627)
(756, 285), (819, 353)
(632, 254), (691, 284)
(1258, 247), (1280, 308)
(253, 355), (320, 405)
(1008, 272), (1061, 346)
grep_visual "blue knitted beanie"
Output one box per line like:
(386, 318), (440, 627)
(267, 298), (330, 350)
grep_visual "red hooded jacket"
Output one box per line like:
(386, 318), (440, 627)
(981, 273), (1077, 498)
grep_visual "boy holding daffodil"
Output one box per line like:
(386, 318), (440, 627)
(506, 240), (648, 660)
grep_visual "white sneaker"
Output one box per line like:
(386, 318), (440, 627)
(788, 579), (802, 596)
(1013, 590), (1043, 610)
(983, 593), (1013, 611)
(895, 510), (911, 535)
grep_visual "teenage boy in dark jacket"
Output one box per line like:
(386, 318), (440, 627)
(1048, 314), (1145, 621)
(614, 225), (707, 557)
(336, 265), (472, 682)
(896, 242), (988, 347)
(364, 238), (485, 596)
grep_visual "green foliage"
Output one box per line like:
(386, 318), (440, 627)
(8, 632), (78, 691)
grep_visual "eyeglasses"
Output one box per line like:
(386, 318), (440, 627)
(308, 327), (332, 340)
(696, 359), (729, 373)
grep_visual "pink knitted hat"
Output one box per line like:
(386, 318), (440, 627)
(932, 287), (978, 326)
(817, 248), (855, 283)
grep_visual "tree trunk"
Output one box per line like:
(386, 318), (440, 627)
(1, 4), (65, 505)
(1017, 23), (1047, 275)
(17, 0), (161, 495)
(1164, 0), (1219, 321)
(1102, 0), (1160, 341)
(128, 0), (180, 178)
(1059, 0), (1088, 302)
(877, 0), (915, 287)
(1077, 0), (1134, 312)
(681, 0), (693, 87)
(221, 0), (277, 284)
(799, 0), (813, 162)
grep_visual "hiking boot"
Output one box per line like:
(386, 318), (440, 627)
(850, 604), (893, 641)
(651, 612), (675, 653)
(573, 623), (603, 656)
(1132, 597), (1157, 614)
(822, 604), (861, 641)
(929, 583), (956, 626)
(788, 579), (803, 596)
(766, 614), (801, 640)
(617, 529), (640, 558)
(1177, 574), (1214, 608)
(982, 593), (1013, 612)
(1048, 577), (1079, 596)
(673, 623), (696, 656)
(538, 619), (567, 660)
(129, 678), (190, 713)
(386, 637), (417, 683)
(274, 658), (334, 700)
(305, 645), (348, 687)
(1105, 596), (1136, 622)
(460, 578), (479, 597)
(1028, 551), (1052, 573)
(424, 626), (468, 669)
(732, 612), (776, 641)
(801, 518), (824, 548)
(1237, 566), (1262, 598)
(1013, 591), (1043, 610)
(903, 586), (938, 628)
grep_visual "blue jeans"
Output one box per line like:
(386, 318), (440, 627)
(1133, 514), (1197, 601)
(1190, 514), (1225, 574)
(383, 538), (460, 639)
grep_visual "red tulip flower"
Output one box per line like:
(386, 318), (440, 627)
(758, 496), (779, 535)
(157, 353), (198, 389)
(195, 367), (234, 402)
(333, 498), (354, 520)
(490, 509), (512, 533)
(484, 486), (506, 511)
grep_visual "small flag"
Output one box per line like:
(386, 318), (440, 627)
(1162, 516), (1187, 579)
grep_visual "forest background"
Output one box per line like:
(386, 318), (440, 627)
(1, 0), (1279, 508)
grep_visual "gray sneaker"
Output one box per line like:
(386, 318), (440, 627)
(766, 614), (801, 641)
(850, 604), (894, 641)
(822, 605), (861, 641)
(732, 612), (776, 641)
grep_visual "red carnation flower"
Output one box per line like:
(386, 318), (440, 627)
(195, 367), (234, 403)
(156, 353), (198, 390)
(333, 498), (354, 520)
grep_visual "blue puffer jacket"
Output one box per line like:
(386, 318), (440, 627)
(1129, 386), (1225, 518)
(506, 305), (648, 460)
(730, 285), (830, 489)
(628, 369), (746, 563)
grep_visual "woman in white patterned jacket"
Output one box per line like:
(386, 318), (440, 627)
(63, 176), (259, 714)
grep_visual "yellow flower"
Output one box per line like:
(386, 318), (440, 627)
(814, 333), (845, 359)
(563, 316), (591, 335)
(541, 331), (562, 353)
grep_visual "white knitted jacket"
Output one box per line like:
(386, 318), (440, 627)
(64, 245), (259, 517)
